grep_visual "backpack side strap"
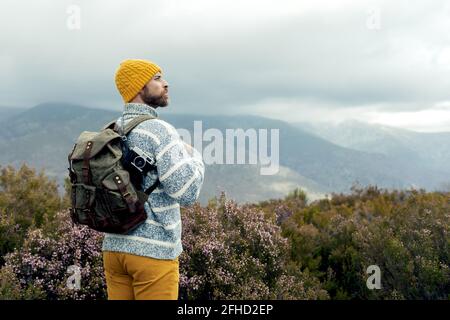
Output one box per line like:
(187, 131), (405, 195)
(82, 141), (94, 184)
(144, 178), (160, 196)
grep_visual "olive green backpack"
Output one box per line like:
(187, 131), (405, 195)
(67, 115), (159, 234)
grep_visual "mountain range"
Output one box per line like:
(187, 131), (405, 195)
(0, 103), (449, 204)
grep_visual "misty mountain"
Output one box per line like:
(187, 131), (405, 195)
(296, 119), (450, 175)
(166, 114), (447, 192)
(0, 103), (449, 205)
(0, 106), (28, 122)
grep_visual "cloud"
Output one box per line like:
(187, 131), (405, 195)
(1, 0), (449, 131)
(367, 102), (450, 132)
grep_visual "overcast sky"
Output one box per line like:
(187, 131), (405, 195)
(1, 0), (450, 132)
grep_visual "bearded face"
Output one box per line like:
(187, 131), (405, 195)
(141, 85), (169, 107)
(139, 73), (169, 108)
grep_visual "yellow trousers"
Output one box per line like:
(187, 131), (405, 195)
(103, 251), (179, 300)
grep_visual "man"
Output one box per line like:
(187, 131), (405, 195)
(102, 59), (205, 300)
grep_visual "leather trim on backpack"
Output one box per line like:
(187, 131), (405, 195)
(113, 174), (137, 213)
(82, 141), (93, 184)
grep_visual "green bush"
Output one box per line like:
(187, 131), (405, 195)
(280, 185), (450, 299)
(0, 164), (65, 265)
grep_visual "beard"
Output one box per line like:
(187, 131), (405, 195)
(141, 87), (169, 108)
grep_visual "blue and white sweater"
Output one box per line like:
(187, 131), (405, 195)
(102, 103), (205, 260)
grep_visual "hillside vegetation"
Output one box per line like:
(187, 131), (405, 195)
(0, 164), (448, 299)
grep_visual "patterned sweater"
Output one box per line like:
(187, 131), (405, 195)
(102, 103), (205, 260)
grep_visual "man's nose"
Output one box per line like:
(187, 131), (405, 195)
(162, 79), (169, 89)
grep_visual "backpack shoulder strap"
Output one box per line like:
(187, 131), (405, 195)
(101, 114), (157, 134)
(102, 119), (117, 131)
(123, 115), (156, 135)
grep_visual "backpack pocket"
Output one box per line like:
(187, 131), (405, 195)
(94, 169), (147, 232)
(71, 183), (96, 225)
(100, 169), (136, 214)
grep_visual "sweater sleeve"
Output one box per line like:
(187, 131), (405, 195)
(153, 121), (205, 206)
(127, 118), (205, 206)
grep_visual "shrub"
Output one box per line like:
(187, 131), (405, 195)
(0, 164), (64, 265)
(0, 210), (106, 300)
(281, 185), (450, 299)
(179, 194), (328, 300)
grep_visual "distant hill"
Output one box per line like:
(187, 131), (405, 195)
(0, 103), (449, 204)
(296, 119), (450, 179)
(0, 106), (29, 122)
(162, 114), (450, 192)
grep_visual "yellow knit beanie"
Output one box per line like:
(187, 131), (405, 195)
(115, 59), (162, 103)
